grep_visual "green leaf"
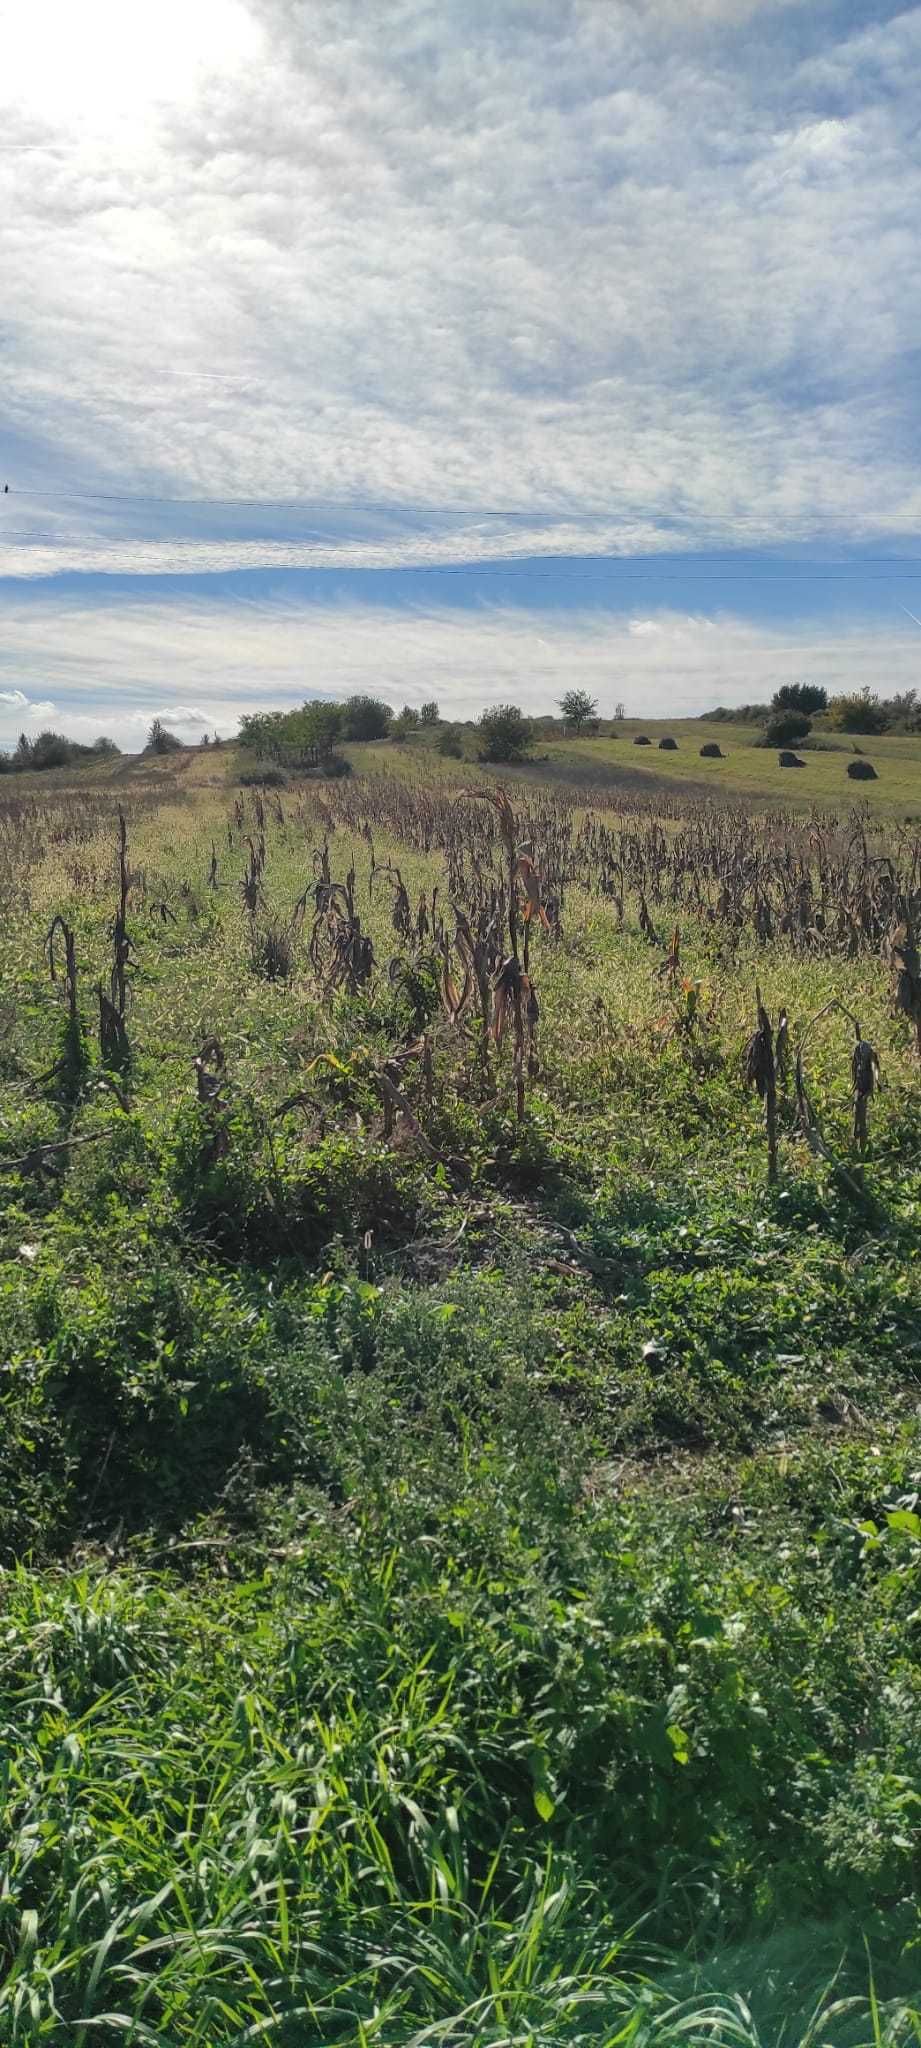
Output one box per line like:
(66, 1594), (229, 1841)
(533, 1786), (555, 1822)
(886, 1509), (921, 1539)
(667, 1724), (691, 1766)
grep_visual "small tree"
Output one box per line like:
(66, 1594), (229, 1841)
(613, 702), (625, 722)
(437, 725), (463, 758)
(340, 695), (393, 741)
(393, 704), (420, 736)
(146, 718), (182, 754)
(828, 688), (890, 735)
(30, 730), (73, 769)
(772, 682), (828, 715)
(419, 700), (440, 725)
(764, 710), (812, 747)
(559, 688), (598, 732)
(476, 703), (533, 763)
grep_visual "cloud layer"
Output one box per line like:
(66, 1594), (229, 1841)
(3, 591), (920, 745)
(3, 0), (921, 572)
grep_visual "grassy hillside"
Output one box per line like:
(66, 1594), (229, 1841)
(350, 718), (921, 816)
(1, 742), (920, 2043)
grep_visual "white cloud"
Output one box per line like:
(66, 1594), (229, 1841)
(1, 590), (919, 738)
(24, 699), (57, 719)
(1, 0), (920, 569)
(0, 689), (29, 708)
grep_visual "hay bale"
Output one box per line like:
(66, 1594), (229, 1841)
(658, 736), (678, 751)
(847, 759), (878, 781)
(699, 742), (723, 758)
(778, 750), (805, 768)
(634, 735), (651, 746)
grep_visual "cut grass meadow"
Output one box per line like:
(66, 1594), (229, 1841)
(1, 731), (920, 2043)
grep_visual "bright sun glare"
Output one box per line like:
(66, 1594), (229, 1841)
(4, 0), (262, 126)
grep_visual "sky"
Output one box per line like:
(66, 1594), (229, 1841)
(2, 0), (921, 747)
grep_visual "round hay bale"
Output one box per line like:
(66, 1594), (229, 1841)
(634, 734), (651, 746)
(778, 750), (805, 768)
(699, 742), (723, 758)
(847, 759), (878, 781)
(658, 736), (678, 751)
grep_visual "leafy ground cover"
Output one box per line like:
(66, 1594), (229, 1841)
(1, 737), (920, 2043)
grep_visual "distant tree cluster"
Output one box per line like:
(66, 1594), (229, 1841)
(706, 704), (772, 723)
(0, 729), (120, 774)
(708, 682), (919, 738)
(238, 694), (397, 768)
(827, 686), (919, 734)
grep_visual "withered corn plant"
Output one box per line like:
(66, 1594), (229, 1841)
(45, 913), (87, 1092)
(309, 855), (375, 993)
(792, 999), (881, 1183)
(98, 812), (134, 1070)
(744, 986), (778, 1184)
(889, 918), (921, 1056)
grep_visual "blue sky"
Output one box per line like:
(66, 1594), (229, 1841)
(2, 0), (921, 743)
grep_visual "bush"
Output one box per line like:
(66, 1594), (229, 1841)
(847, 759), (878, 780)
(146, 719), (183, 754)
(764, 711), (812, 747)
(419, 700), (440, 725)
(476, 703), (533, 763)
(437, 725), (464, 758)
(239, 763), (288, 788)
(658, 736), (678, 751)
(773, 682), (828, 715)
(779, 750), (806, 767)
(700, 742), (723, 758)
(340, 695), (393, 741)
(634, 735), (651, 746)
(828, 689), (890, 735)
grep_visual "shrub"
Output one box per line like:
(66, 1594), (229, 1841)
(828, 689), (890, 735)
(146, 719), (183, 754)
(772, 682), (828, 715)
(437, 725), (464, 758)
(847, 758), (878, 780)
(700, 742), (723, 758)
(476, 703), (533, 763)
(239, 763), (288, 788)
(658, 736), (678, 751)
(764, 711), (812, 747)
(779, 750), (806, 767)
(340, 695), (393, 741)
(634, 735), (651, 746)
(419, 699), (440, 725)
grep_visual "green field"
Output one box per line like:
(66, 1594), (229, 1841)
(2, 736), (921, 2044)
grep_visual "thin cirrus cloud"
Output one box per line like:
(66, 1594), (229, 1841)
(1, 0), (920, 726)
(3, 594), (921, 747)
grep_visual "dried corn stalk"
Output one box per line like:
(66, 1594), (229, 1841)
(889, 920), (921, 1056)
(851, 1026), (881, 1152)
(744, 985), (778, 1183)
